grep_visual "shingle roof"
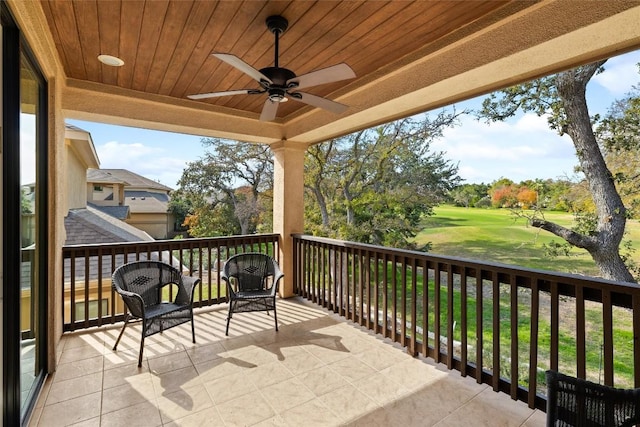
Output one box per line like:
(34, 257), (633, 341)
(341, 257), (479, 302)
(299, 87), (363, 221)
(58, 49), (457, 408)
(64, 205), (153, 245)
(126, 190), (169, 203)
(87, 203), (130, 220)
(87, 169), (128, 185)
(125, 191), (169, 214)
(97, 169), (173, 192)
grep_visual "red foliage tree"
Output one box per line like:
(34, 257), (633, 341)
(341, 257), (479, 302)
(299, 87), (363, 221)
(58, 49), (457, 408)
(517, 187), (537, 209)
(491, 185), (517, 208)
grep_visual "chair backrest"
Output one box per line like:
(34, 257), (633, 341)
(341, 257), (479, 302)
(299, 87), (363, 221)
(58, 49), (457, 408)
(112, 260), (182, 306)
(222, 253), (280, 292)
(546, 370), (640, 427)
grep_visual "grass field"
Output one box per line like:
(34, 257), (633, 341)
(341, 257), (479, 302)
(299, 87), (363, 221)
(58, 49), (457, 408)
(414, 205), (640, 278)
(413, 205), (639, 387)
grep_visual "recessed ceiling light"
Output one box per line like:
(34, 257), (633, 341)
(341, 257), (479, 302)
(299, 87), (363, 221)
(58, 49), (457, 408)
(98, 54), (124, 67)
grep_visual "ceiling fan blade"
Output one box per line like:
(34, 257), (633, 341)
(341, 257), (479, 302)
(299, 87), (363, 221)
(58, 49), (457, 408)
(187, 89), (253, 100)
(213, 53), (272, 83)
(260, 99), (280, 121)
(292, 92), (349, 114)
(288, 63), (355, 90)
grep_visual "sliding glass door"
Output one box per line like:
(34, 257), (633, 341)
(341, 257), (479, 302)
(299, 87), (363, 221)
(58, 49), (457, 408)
(19, 46), (46, 419)
(3, 4), (48, 425)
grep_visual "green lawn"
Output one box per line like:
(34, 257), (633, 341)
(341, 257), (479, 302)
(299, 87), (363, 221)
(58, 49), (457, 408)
(414, 206), (640, 278)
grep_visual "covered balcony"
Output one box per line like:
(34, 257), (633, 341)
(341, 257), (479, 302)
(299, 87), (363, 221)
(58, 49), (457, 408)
(25, 233), (640, 425)
(5, 1), (640, 425)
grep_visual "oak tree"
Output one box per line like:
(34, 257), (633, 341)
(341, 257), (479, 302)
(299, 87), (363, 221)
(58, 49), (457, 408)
(304, 113), (461, 249)
(479, 60), (636, 282)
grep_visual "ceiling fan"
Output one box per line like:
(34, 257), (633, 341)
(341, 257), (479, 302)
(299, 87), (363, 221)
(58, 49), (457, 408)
(188, 15), (356, 121)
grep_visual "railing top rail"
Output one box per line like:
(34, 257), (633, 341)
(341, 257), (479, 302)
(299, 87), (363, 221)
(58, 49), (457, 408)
(292, 233), (640, 293)
(63, 233), (280, 251)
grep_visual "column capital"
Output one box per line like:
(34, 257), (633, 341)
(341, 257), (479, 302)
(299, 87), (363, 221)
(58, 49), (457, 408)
(269, 139), (309, 152)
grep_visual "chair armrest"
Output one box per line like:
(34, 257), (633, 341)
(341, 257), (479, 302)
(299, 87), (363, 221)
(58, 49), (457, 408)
(269, 271), (284, 296)
(178, 275), (200, 304)
(115, 289), (145, 318)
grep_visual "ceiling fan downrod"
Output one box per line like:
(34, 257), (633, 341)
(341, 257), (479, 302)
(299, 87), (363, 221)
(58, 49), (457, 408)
(266, 15), (288, 69)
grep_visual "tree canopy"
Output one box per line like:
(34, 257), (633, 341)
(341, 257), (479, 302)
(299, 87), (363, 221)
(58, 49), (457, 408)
(304, 113), (461, 249)
(172, 113), (462, 251)
(169, 138), (273, 237)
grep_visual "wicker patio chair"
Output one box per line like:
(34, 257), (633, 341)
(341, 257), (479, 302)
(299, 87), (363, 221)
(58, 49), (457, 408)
(112, 260), (199, 366)
(221, 253), (283, 336)
(546, 370), (640, 426)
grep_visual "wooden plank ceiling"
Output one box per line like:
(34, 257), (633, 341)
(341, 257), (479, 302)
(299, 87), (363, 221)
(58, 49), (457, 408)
(40, 0), (513, 120)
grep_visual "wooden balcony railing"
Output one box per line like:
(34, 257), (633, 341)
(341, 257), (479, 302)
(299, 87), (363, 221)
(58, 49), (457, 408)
(292, 234), (640, 411)
(61, 234), (279, 332)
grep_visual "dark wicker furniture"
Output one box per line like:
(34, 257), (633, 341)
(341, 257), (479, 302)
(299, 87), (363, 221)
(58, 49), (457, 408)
(546, 370), (640, 426)
(221, 253), (283, 336)
(112, 260), (199, 366)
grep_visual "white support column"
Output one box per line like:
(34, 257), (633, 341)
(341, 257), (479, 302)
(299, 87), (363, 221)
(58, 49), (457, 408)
(271, 140), (306, 298)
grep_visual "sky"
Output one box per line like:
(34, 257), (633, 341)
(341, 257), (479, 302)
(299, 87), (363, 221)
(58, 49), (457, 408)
(62, 50), (640, 190)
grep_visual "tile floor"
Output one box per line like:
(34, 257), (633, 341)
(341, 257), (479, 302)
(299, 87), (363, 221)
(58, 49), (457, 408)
(28, 297), (546, 426)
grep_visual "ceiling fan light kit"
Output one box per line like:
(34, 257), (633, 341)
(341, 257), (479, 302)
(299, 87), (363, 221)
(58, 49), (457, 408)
(188, 15), (355, 121)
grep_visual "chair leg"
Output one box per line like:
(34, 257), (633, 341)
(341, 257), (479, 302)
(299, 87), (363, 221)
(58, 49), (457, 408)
(225, 303), (233, 336)
(273, 299), (278, 332)
(113, 315), (130, 351)
(138, 326), (145, 367)
(191, 312), (196, 344)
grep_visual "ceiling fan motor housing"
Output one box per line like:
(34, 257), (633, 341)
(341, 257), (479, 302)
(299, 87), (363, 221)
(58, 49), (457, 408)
(266, 15), (288, 35)
(259, 67), (296, 86)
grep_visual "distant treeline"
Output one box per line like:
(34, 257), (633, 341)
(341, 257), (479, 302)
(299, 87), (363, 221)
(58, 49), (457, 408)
(447, 177), (602, 213)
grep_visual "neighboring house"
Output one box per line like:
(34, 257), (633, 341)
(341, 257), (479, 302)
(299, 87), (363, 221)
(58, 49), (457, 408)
(87, 168), (176, 239)
(58, 126), (162, 326)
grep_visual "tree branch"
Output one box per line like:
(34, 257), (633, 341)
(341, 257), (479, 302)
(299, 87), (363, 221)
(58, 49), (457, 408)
(530, 219), (595, 249)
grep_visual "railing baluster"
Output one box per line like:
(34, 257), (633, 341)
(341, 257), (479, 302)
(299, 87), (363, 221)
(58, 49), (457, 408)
(401, 256), (407, 345)
(447, 264), (454, 370)
(476, 273), (483, 384)
(602, 288), (613, 385)
(330, 246), (336, 313)
(461, 266), (468, 377)
(423, 259), (430, 358)
(83, 248), (90, 329)
(305, 240), (311, 300)
(320, 242), (325, 305)
(97, 247), (103, 325)
(434, 263), (441, 364)
(110, 247), (117, 323)
(634, 293), (640, 387)
(510, 274), (518, 400)
(339, 247), (345, 318)
(392, 255), (398, 344)
(374, 252), (380, 333)
(358, 249), (364, 326)
(366, 250), (372, 329)
(492, 272), (500, 391)
(383, 253), (389, 339)
(528, 278), (540, 409)
(550, 280), (559, 373)
(576, 285), (586, 379)
(410, 257), (417, 357)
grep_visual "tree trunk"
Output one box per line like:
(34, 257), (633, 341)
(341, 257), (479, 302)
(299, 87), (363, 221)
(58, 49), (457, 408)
(539, 62), (635, 283)
(310, 186), (330, 227)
